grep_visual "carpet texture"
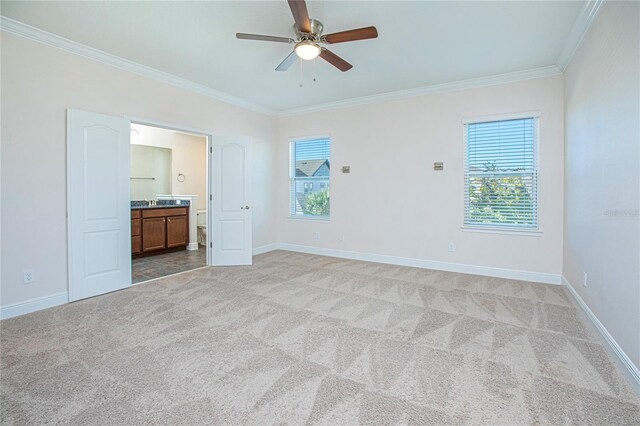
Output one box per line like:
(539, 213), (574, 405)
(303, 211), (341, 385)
(2, 250), (639, 425)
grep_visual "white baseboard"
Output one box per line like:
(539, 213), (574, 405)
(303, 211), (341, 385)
(253, 243), (278, 256)
(276, 243), (561, 285)
(186, 242), (199, 251)
(562, 276), (640, 394)
(0, 292), (69, 320)
(0, 243), (560, 320)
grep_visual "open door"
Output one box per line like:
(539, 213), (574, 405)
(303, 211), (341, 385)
(211, 135), (252, 265)
(67, 109), (131, 301)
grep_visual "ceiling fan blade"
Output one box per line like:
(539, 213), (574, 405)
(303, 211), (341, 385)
(323, 26), (378, 44)
(276, 51), (298, 71)
(319, 48), (353, 72)
(236, 33), (294, 43)
(287, 0), (311, 33)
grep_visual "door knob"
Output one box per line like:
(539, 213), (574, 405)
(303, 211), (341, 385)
(241, 205), (250, 210)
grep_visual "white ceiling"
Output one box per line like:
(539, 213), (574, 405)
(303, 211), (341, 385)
(1, 1), (584, 112)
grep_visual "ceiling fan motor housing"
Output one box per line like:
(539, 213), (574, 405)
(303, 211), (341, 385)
(295, 19), (323, 41)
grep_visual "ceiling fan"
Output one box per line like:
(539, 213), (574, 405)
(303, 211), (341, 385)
(236, 0), (378, 72)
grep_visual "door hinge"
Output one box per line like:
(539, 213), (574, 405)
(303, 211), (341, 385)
(209, 194), (212, 201)
(209, 147), (212, 154)
(210, 242), (212, 248)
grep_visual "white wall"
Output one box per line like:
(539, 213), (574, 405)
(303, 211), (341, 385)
(563, 1), (640, 371)
(0, 33), (276, 307)
(130, 144), (172, 201)
(131, 124), (208, 211)
(275, 75), (565, 278)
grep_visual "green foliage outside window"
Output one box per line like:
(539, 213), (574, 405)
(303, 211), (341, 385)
(468, 163), (534, 226)
(303, 189), (330, 216)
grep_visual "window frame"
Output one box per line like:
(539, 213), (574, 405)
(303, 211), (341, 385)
(462, 112), (540, 233)
(288, 135), (331, 221)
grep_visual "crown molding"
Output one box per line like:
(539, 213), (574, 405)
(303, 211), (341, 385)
(0, 16), (276, 116)
(275, 65), (562, 117)
(3, 11), (584, 118)
(556, 0), (605, 71)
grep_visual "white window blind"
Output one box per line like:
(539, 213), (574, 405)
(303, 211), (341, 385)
(290, 138), (330, 218)
(464, 117), (538, 229)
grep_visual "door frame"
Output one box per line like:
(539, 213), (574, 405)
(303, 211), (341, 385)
(128, 116), (214, 266)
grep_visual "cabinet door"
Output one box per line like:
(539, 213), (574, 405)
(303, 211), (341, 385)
(142, 217), (166, 251)
(166, 215), (188, 248)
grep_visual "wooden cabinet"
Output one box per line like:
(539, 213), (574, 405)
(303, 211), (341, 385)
(131, 207), (189, 257)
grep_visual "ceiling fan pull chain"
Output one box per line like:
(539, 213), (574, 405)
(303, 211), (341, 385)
(313, 57), (317, 82)
(299, 57), (304, 88)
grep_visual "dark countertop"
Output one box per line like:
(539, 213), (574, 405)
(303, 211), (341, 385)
(131, 204), (189, 210)
(131, 200), (191, 210)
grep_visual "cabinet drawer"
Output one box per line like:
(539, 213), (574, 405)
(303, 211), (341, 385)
(131, 218), (141, 236)
(131, 210), (141, 219)
(166, 208), (188, 217)
(142, 207), (187, 218)
(131, 236), (142, 254)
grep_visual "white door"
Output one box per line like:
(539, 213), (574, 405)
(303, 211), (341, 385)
(211, 135), (252, 265)
(67, 109), (131, 301)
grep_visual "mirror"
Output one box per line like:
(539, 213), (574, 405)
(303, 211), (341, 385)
(130, 144), (172, 201)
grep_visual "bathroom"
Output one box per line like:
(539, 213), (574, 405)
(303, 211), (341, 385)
(130, 123), (208, 283)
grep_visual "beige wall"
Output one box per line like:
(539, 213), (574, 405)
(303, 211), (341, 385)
(275, 75), (565, 277)
(563, 1), (640, 370)
(131, 125), (208, 211)
(0, 33), (276, 306)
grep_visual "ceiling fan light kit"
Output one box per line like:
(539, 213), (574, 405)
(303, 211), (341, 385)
(295, 42), (321, 60)
(236, 0), (378, 72)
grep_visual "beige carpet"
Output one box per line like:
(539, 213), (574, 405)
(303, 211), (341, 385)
(2, 250), (639, 425)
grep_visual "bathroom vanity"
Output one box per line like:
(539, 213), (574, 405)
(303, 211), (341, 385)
(131, 203), (189, 257)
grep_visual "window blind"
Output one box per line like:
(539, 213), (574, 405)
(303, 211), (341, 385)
(290, 138), (331, 217)
(464, 117), (538, 229)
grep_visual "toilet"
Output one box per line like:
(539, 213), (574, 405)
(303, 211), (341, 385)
(197, 210), (207, 246)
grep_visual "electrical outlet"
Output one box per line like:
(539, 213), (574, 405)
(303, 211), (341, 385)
(23, 269), (35, 284)
(448, 242), (455, 252)
(314, 231), (320, 240)
(583, 272), (588, 287)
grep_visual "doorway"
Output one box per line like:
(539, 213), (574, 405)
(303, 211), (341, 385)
(129, 122), (209, 284)
(67, 109), (253, 302)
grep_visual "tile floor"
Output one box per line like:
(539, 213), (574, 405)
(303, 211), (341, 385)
(131, 247), (207, 283)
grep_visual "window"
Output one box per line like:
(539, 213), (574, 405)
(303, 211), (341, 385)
(464, 116), (538, 230)
(304, 182), (314, 194)
(290, 137), (330, 218)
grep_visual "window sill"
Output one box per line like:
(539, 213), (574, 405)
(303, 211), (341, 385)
(461, 226), (542, 237)
(288, 215), (331, 222)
